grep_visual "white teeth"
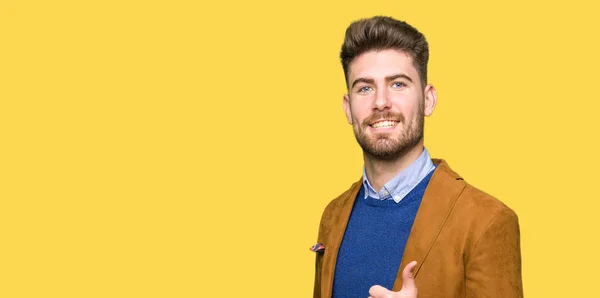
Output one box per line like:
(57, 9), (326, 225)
(371, 121), (398, 128)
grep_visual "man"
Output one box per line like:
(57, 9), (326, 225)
(312, 16), (523, 298)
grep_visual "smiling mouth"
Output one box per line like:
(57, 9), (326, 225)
(370, 120), (399, 129)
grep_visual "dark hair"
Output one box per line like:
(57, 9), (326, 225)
(340, 16), (429, 88)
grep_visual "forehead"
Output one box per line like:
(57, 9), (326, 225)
(348, 49), (419, 82)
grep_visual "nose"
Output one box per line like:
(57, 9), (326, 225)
(373, 87), (391, 111)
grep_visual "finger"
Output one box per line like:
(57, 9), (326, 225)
(369, 285), (392, 298)
(401, 261), (418, 292)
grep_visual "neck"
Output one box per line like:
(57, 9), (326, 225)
(363, 140), (425, 192)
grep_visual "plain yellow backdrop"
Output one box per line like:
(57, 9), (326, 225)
(1, 0), (599, 297)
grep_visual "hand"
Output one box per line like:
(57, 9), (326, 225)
(368, 261), (418, 298)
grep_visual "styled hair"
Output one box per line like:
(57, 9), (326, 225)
(340, 16), (429, 88)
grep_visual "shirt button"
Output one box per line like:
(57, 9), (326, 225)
(383, 191), (389, 195)
(394, 195), (401, 201)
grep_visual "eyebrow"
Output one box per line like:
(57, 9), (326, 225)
(351, 73), (414, 89)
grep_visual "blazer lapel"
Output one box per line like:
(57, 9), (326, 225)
(320, 180), (362, 298)
(392, 159), (466, 291)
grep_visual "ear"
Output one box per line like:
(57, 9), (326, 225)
(343, 94), (353, 125)
(423, 84), (437, 117)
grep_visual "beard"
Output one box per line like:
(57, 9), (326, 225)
(352, 104), (424, 161)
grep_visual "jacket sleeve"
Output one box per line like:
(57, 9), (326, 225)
(313, 211), (326, 298)
(313, 248), (323, 298)
(314, 198), (336, 298)
(465, 208), (523, 298)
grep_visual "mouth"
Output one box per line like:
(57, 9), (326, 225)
(370, 120), (399, 129)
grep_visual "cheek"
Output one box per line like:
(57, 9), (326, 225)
(404, 109), (420, 124)
(394, 94), (422, 117)
(350, 103), (371, 122)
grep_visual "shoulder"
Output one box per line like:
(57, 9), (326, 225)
(452, 181), (520, 255)
(433, 158), (518, 222)
(320, 180), (361, 222)
(432, 159), (519, 243)
(459, 183), (517, 220)
(316, 180), (361, 240)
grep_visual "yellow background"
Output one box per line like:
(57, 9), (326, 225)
(1, 0), (599, 297)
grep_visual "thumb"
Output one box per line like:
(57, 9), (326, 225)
(369, 285), (393, 298)
(400, 261), (418, 293)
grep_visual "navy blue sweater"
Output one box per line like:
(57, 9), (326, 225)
(332, 170), (435, 297)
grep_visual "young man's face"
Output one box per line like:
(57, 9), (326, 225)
(343, 49), (436, 160)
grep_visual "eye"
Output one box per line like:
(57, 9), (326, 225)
(358, 86), (373, 93)
(392, 82), (406, 89)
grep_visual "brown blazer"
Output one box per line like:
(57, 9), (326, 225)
(314, 159), (523, 298)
